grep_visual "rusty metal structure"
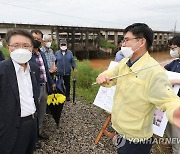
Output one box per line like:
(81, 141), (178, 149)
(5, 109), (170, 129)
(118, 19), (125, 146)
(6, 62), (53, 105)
(0, 23), (179, 59)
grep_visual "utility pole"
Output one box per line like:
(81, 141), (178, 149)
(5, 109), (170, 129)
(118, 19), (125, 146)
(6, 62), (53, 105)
(173, 20), (177, 37)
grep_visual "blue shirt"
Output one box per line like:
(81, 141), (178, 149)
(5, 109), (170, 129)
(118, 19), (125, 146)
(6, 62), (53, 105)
(41, 47), (56, 69)
(164, 59), (180, 73)
(115, 51), (124, 62)
(55, 50), (76, 76)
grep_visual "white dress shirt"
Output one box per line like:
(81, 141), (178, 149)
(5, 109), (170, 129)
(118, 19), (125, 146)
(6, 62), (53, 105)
(12, 60), (36, 117)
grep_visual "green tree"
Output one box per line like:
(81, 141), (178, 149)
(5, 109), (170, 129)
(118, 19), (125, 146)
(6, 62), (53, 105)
(100, 38), (116, 49)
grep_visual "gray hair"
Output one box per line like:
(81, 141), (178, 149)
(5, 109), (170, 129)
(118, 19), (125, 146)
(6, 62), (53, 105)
(43, 35), (52, 41)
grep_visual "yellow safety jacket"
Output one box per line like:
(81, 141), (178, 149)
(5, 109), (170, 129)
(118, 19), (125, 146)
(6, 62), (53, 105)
(104, 52), (180, 140)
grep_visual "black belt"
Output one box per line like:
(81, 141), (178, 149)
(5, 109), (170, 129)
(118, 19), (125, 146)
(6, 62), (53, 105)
(40, 83), (46, 86)
(21, 112), (37, 121)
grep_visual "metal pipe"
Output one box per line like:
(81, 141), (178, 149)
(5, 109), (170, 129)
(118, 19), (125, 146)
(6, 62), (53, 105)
(92, 59), (175, 86)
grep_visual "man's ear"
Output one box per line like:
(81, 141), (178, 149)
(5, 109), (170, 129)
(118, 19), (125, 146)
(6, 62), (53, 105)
(140, 38), (146, 48)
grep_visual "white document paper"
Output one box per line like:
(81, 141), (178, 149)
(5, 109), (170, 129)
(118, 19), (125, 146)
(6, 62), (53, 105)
(93, 62), (180, 137)
(152, 109), (168, 137)
(93, 61), (118, 113)
(93, 86), (116, 113)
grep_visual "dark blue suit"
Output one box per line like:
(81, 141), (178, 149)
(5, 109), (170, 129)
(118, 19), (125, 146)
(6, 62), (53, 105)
(0, 59), (40, 154)
(30, 49), (54, 135)
(30, 49), (54, 92)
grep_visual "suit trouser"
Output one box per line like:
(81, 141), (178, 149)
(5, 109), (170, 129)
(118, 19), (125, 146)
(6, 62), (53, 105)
(166, 122), (180, 154)
(11, 117), (37, 154)
(38, 84), (48, 134)
(117, 135), (152, 154)
(63, 75), (71, 99)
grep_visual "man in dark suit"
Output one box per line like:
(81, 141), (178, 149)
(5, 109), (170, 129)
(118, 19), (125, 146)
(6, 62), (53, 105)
(30, 30), (55, 141)
(0, 29), (40, 154)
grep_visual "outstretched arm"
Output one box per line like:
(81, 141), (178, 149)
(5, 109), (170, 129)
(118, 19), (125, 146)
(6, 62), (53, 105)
(173, 107), (180, 128)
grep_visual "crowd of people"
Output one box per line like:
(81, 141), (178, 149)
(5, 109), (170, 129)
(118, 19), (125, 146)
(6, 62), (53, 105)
(0, 29), (77, 153)
(0, 23), (180, 154)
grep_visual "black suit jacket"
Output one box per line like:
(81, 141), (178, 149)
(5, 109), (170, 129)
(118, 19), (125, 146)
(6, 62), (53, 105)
(0, 58), (40, 154)
(30, 49), (54, 93)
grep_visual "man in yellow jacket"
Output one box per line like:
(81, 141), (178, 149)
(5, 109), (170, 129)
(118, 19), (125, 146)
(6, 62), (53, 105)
(96, 23), (180, 154)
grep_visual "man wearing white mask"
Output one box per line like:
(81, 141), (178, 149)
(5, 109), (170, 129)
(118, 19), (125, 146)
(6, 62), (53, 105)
(0, 29), (40, 154)
(0, 38), (5, 61)
(55, 39), (77, 101)
(96, 23), (180, 154)
(164, 35), (180, 154)
(41, 35), (56, 75)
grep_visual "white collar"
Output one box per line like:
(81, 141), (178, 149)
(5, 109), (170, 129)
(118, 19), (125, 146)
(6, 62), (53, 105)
(12, 59), (30, 73)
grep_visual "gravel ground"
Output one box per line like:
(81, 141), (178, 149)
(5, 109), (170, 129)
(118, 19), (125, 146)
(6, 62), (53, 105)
(34, 100), (172, 154)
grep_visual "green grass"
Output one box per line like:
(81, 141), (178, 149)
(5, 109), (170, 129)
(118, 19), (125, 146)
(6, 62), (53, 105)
(1, 46), (9, 59)
(73, 60), (102, 104)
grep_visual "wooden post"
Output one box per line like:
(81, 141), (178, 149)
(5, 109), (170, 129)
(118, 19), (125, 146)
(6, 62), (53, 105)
(85, 31), (89, 59)
(95, 114), (115, 144)
(55, 26), (59, 48)
(81, 31), (84, 48)
(71, 29), (75, 56)
(51, 28), (54, 41)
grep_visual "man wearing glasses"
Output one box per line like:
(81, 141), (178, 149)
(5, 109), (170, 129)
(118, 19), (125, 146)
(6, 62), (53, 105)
(0, 29), (40, 154)
(96, 23), (180, 154)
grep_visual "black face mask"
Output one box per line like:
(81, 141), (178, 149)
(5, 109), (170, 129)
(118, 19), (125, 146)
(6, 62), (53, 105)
(118, 47), (121, 50)
(33, 40), (41, 48)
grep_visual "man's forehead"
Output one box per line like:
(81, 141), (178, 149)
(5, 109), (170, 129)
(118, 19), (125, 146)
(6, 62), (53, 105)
(10, 35), (31, 43)
(32, 32), (42, 38)
(124, 32), (134, 38)
(44, 39), (51, 41)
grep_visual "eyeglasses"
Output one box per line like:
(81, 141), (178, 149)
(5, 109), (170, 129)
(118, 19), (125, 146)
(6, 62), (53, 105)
(8, 43), (32, 49)
(121, 38), (140, 44)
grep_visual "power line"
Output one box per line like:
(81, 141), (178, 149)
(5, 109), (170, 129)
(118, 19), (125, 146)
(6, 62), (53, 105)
(0, 1), (121, 26)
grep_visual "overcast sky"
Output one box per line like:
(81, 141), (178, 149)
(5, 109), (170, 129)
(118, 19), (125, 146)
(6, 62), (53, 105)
(0, 0), (179, 32)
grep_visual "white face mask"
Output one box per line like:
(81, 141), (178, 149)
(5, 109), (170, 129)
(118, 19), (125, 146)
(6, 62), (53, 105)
(120, 47), (134, 58)
(10, 48), (32, 64)
(45, 42), (52, 48)
(170, 49), (180, 58)
(121, 40), (141, 58)
(60, 46), (67, 51)
(0, 41), (3, 48)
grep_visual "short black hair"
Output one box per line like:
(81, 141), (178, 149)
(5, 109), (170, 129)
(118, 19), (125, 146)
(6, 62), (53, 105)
(31, 29), (43, 38)
(6, 29), (34, 45)
(118, 36), (124, 44)
(169, 36), (180, 47)
(124, 23), (154, 50)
